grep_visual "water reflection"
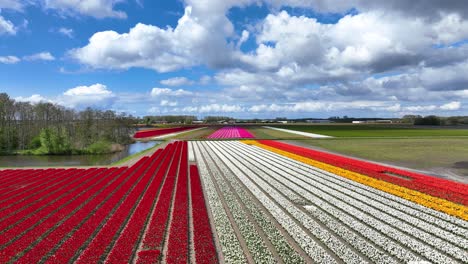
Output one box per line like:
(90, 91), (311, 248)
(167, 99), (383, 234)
(0, 141), (160, 167)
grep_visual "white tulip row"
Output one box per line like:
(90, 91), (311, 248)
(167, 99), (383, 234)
(188, 141), (195, 162)
(196, 142), (276, 263)
(209, 147), (306, 264)
(229, 142), (467, 262)
(195, 142), (306, 264)
(193, 141), (468, 264)
(205, 142), (365, 264)
(191, 142), (246, 263)
(196, 142), (336, 263)
(245, 142), (468, 236)
(222, 142), (410, 263)
(230, 141), (468, 263)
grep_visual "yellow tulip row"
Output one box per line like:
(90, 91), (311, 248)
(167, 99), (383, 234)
(242, 140), (468, 221)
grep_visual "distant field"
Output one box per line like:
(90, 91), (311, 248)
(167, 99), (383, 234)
(247, 126), (308, 139)
(289, 138), (468, 182)
(275, 124), (468, 137)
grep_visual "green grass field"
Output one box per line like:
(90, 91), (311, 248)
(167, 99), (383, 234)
(275, 124), (468, 137)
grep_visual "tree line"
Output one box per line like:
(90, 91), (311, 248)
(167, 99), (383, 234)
(0, 93), (135, 155)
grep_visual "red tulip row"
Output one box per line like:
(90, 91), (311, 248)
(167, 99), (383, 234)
(166, 142), (189, 263)
(16, 167), (127, 263)
(0, 168), (70, 202)
(0, 168), (114, 262)
(0, 169), (44, 190)
(0, 168), (106, 243)
(258, 140), (468, 205)
(105, 144), (176, 263)
(0, 140), (218, 263)
(134, 126), (199, 139)
(190, 165), (219, 264)
(136, 142), (183, 263)
(47, 156), (153, 263)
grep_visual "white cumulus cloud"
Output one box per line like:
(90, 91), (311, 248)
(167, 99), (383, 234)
(15, 94), (52, 104)
(0, 55), (20, 64)
(43, 0), (127, 19)
(23, 52), (55, 61)
(150, 87), (192, 97)
(160, 77), (194, 86)
(440, 101), (461, 111)
(60, 83), (116, 108)
(0, 15), (16, 35)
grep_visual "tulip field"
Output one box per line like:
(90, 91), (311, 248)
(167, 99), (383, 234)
(0, 141), (217, 263)
(190, 140), (468, 264)
(134, 126), (202, 139)
(207, 126), (254, 139)
(1, 137), (467, 263)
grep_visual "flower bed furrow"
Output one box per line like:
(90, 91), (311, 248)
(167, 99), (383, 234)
(209, 141), (364, 263)
(134, 126), (198, 139)
(75, 149), (165, 263)
(0, 169), (100, 229)
(221, 141), (400, 263)
(238, 141), (466, 263)
(207, 126), (254, 139)
(0, 169), (54, 192)
(242, 142), (468, 234)
(192, 142), (247, 263)
(136, 142), (181, 259)
(201, 146), (306, 264)
(258, 140), (467, 205)
(245, 140), (468, 220)
(199, 142), (276, 263)
(0, 168), (105, 243)
(166, 142), (190, 263)
(189, 165), (219, 264)
(232, 144), (440, 262)
(105, 146), (172, 263)
(239, 142), (468, 250)
(0, 168), (74, 206)
(45, 157), (153, 263)
(204, 141), (307, 263)
(13, 167), (127, 263)
(0, 169), (45, 191)
(196, 142), (336, 263)
(0, 168), (110, 262)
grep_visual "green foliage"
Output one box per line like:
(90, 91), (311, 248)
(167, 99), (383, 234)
(414, 115), (441, 126)
(29, 135), (42, 149)
(85, 140), (112, 154)
(38, 128), (72, 154)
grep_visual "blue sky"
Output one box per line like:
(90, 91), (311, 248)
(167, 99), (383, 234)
(1, 0), (468, 118)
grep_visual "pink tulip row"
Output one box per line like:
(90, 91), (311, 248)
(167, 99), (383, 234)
(0, 141), (217, 264)
(207, 126), (254, 139)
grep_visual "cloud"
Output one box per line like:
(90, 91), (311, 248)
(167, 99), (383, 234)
(58, 27), (74, 38)
(176, 103), (244, 113)
(65, 1), (468, 117)
(0, 55), (20, 64)
(23, 52), (55, 61)
(0, 15), (16, 35)
(69, 5), (238, 72)
(60, 83), (116, 108)
(150, 87), (192, 97)
(15, 94), (52, 104)
(160, 100), (178, 106)
(0, 0), (25, 11)
(160, 77), (194, 86)
(440, 101), (461, 111)
(43, 0), (127, 19)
